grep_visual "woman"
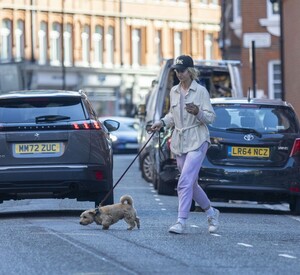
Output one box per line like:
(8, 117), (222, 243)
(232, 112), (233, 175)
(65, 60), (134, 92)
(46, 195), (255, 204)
(151, 55), (220, 234)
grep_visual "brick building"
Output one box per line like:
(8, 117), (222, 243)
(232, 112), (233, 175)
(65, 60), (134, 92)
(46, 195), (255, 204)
(0, 0), (221, 116)
(284, 0), (300, 117)
(220, 0), (300, 117)
(220, 0), (281, 99)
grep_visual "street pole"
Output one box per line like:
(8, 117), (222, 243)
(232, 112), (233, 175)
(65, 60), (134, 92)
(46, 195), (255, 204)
(61, 0), (66, 90)
(251, 40), (256, 98)
(279, 0), (285, 101)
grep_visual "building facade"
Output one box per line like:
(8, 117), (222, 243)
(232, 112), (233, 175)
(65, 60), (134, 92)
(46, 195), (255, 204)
(220, 0), (281, 99)
(0, 0), (222, 116)
(284, 0), (300, 117)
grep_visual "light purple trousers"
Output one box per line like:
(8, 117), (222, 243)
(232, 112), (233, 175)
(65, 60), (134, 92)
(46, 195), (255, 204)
(176, 142), (211, 219)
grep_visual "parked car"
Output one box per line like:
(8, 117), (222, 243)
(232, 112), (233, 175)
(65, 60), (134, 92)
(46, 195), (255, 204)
(145, 97), (300, 215)
(100, 116), (139, 154)
(138, 58), (243, 183)
(0, 90), (120, 207)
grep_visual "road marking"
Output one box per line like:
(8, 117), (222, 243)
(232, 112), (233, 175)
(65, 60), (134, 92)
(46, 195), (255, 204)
(161, 208), (166, 211)
(290, 216), (300, 222)
(210, 233), (221, 237)
(155, 198), (160, 201)
(237, 243), (253, 248)
(45, 229), (138, 274)
(278, 254), (297, 259)
(190, 224), (199, 228)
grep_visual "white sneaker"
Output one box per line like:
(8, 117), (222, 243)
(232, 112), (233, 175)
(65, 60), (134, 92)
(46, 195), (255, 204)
(168, 222), (186, 234)
(208, 208), (220, 233)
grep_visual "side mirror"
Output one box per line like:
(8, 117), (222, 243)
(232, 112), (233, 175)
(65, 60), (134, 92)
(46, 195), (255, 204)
(103, 119), (120, 132)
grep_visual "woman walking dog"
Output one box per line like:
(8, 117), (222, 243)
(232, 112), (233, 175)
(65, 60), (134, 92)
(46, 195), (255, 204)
(151, 55), (220, 234)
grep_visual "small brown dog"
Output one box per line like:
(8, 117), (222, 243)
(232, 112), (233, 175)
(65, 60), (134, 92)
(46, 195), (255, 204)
(79, 195), (140, 230)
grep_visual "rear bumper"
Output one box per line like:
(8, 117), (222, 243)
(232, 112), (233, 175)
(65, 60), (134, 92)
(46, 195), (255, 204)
(199, 164), (300, 201)
(0, 164), (112, 201)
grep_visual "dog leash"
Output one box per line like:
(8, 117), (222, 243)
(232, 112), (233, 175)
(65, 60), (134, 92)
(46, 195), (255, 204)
(99, 130), (156, 206)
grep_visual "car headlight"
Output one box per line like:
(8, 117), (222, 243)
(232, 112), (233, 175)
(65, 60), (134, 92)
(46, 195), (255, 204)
(110, 134), (118, 142)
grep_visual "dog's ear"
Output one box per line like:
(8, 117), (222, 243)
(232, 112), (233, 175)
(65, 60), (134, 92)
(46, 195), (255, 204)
(87, 209), (96, 215)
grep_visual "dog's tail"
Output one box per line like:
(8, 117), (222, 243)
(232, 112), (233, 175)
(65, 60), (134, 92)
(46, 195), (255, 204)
(120, 195), (133, 205)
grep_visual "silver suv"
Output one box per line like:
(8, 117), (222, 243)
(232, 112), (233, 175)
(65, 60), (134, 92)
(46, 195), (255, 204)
(0, 90), (119, 207)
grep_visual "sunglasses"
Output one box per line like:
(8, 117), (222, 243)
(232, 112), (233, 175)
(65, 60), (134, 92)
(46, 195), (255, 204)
(174, 68), (187, 73)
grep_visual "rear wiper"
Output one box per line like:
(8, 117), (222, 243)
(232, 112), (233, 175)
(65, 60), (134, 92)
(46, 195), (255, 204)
(226, 127), (262, 138)
(35, 115), (71, 123)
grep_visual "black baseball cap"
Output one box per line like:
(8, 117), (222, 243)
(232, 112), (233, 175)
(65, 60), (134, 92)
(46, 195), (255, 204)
(172, 55), (194, 70)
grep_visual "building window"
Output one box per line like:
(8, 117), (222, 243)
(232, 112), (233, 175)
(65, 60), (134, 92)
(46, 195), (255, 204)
(268, 0), (279, 17)
(155, 30), (162, 66)
(174, 31), (182, 58)
(132, 29), (141, 67)
(38, 21), (47, 65)
(204, 33), (214, 60)
(81, 24), (90, 66)
(64, 23), (72, 66)
(233, 0), (241, 22)
(15, 20), (25, 62)
(93, 25), (103, 66)
(50, 22), (62, 66)
(268, 60), (281, 99)
(106, 26), (114, 66)
(1, 19), (12, 62)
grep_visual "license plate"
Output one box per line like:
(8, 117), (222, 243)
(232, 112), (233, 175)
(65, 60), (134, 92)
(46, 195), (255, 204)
(14, 143), (61, 154)
(228, 146), (270, 158)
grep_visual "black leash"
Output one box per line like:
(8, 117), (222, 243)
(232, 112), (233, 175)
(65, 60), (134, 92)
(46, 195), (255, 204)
(100, 130), (155, 206)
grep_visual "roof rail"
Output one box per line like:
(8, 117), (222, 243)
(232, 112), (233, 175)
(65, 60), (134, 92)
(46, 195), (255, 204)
(193, 59), (241, 66)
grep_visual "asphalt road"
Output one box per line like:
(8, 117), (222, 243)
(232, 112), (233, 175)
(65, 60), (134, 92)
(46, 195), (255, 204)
(0, 154), (299, 275)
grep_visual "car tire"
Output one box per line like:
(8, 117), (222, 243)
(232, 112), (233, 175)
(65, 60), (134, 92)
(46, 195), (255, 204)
(151, 166), (158, 189)
(141, 152), (152, 182)
(289, 196), (300, 215)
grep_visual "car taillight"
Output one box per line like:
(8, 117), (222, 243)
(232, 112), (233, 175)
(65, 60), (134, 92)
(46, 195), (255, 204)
(95, 171), (104, 180)
(290, 138), (300, 157)
(72, 120), (102, 130)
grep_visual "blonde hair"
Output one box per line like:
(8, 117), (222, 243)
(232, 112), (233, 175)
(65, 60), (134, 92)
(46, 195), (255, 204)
(187, 67), (199, 80)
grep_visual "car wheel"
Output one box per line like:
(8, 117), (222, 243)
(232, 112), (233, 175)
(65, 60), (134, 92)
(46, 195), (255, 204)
(141, 153), (152, 182)
(152, 167), (158, 190)
(289, 196), (300, 215)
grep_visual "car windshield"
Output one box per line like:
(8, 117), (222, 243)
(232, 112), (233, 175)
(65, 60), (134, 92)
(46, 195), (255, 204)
(209, 104), (299, 134)
(118, 121), (139, 132)
(0, 97), (87, 123)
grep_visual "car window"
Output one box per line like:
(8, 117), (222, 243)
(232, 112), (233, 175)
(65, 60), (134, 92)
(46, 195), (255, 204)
(210, 105), (298, 133)
(0, 97), (86, 123)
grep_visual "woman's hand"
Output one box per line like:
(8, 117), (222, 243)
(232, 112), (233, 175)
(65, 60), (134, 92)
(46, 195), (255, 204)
(185, 103), (199, 115)
(150, 121), (163, 132)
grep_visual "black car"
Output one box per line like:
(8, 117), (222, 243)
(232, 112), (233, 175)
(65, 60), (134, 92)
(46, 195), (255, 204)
(0, 90), (120, 207)
(145, 97), (300, 215)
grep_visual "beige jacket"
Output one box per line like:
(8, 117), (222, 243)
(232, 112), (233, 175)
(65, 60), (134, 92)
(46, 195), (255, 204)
(161, 80), (215, 155)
